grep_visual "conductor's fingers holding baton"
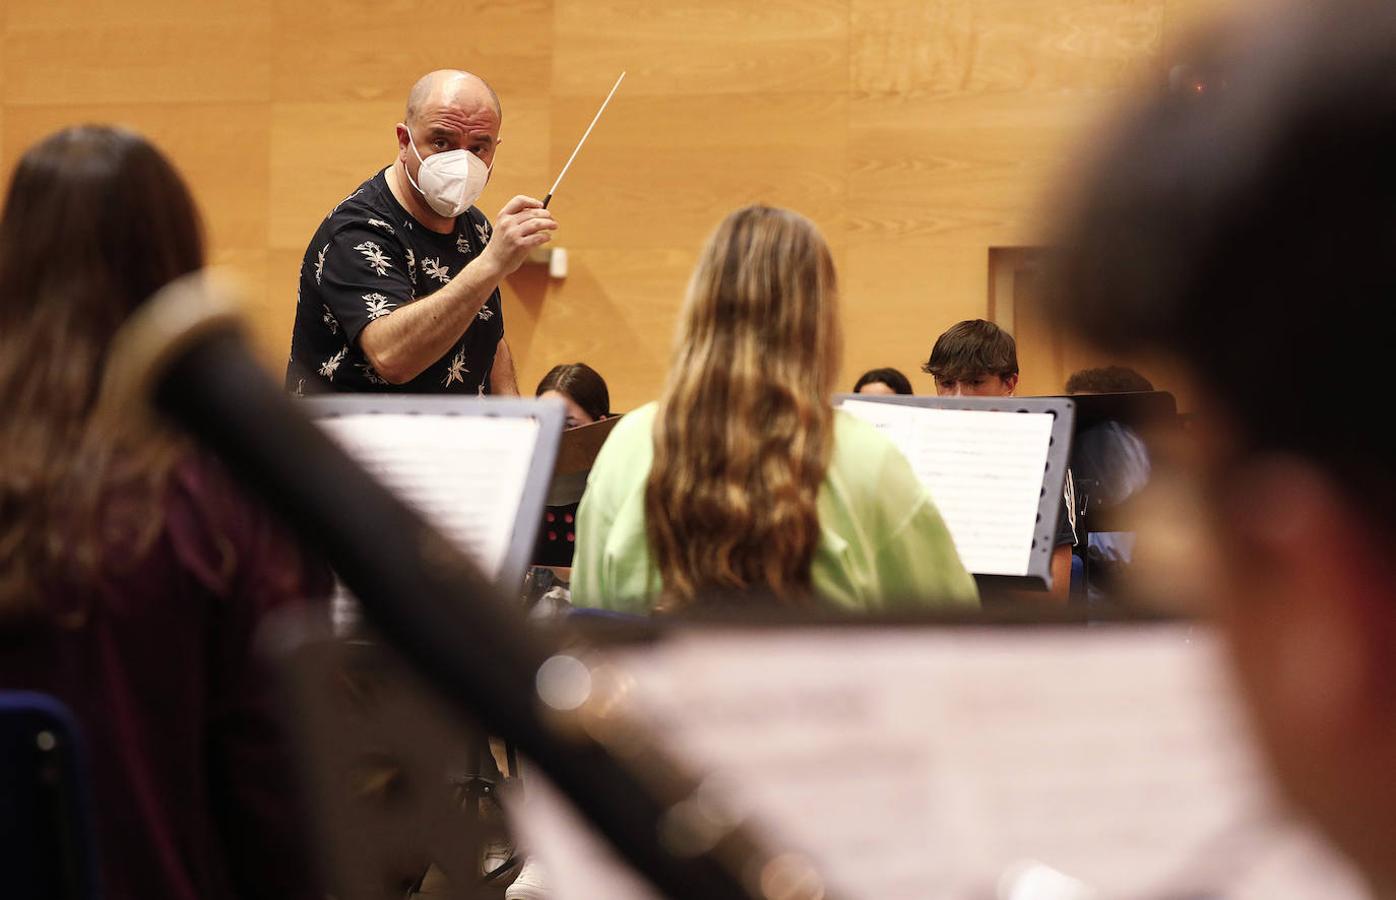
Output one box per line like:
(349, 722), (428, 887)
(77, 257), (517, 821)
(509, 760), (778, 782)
(482, 195), (557, 277)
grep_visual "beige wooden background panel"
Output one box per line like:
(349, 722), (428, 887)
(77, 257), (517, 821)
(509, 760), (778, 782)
(3, 0), (268, 28)
(3, 21), (273, 105)
(503, 247), (695, 397)
(0, 0), (1229, 409)
(549, 91), (849, 250)
(268, 102), (407, 251)
(851, 0), (1164, 94)
(552, 0), (849, 97)
(0, 103), (271, 250)
(270, 0), (553, 103)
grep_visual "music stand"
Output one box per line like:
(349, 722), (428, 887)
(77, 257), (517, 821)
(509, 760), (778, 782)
(508, 610), (1362, 900)
(294, 396), (565, 896)
(299, 395), (564, 596)
(836, 394), (1075, 591)
(1051, 391), (1178, 530)
(534, 415), (624, 569)
(1050, 390), (1179, 604)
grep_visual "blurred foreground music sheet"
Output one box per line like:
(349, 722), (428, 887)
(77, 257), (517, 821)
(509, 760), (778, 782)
(840, 400), (1053, 576)
(511, 624), (1364, 899)
(317, 414), (539, 627)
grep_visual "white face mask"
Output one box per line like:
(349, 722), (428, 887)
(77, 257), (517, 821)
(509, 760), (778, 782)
(403, 127), (491, 218)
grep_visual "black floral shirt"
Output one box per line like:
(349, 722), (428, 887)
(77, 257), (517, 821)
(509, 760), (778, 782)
(285, 169), (503, 394)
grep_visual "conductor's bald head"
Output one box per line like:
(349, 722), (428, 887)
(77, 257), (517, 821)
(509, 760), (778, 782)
(405, 70), (502, 126)
(393, 69), (504, 212)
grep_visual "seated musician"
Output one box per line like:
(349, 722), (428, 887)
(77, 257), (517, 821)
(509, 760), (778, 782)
(571, 205), (978, 614)
(532, 363), (613, 573)
(0, 125), (328, 900)
(1064, 367), (1156, 604)
(852, 366), (914, 396)
(924, 319), (1076, 603)
(536, 362), (611, 429)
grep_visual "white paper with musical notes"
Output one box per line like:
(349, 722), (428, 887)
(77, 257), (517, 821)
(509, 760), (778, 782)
(839, 400), (1054, 576)
(508, 624), (1364, 900)
(316, 413), (539, 579)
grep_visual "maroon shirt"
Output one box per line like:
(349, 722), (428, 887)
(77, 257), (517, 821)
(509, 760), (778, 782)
(0, 460), (330, 899)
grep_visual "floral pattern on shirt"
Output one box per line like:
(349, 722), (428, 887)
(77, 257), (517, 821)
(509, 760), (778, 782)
(286, 171), (503, 395)
(354, 241), (393, 276)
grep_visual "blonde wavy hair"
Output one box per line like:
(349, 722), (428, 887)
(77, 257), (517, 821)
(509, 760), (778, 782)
(645, 205), (841, 610)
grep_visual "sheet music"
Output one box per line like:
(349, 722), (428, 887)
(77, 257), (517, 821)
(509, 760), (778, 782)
(316, 413), (539, 579)
(510, 625), (1364, 900)
(840, 399), (1055, 576)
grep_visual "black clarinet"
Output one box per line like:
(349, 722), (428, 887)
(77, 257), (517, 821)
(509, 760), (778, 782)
(99, 273), (827, 900)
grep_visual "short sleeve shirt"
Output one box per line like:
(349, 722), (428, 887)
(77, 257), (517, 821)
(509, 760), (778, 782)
(285, 169), (504, 395)
(571, 403), (981, 613)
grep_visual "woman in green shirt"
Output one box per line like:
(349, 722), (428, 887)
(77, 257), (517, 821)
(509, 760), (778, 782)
(572, 205), (978, 614)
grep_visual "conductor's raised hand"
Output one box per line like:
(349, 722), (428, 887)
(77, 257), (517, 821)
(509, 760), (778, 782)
(482, 195), (557, 276)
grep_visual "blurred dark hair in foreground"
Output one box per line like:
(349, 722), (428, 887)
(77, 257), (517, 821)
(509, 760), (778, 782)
(1048, 0), (1396, 524)
(0, 125), (204, 617)
(1049, 1), (1396, 888)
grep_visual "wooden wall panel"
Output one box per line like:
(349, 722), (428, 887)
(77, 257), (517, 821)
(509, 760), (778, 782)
(267, 101), (404, 251)
(0, 103), (271, 251)
(549, 91), (848, 251)
(2, 20), (272, 106)
(0, 0), (1230, 411)
(0, 11), (5, 213)
(843, 240), (991, 394)
(850, 91), (1100, 246)
(502, 248), (693, 401)
(4, 0), (267, 29)
(851, 0), (1163, 95)
(269, 0), (554, 103)
(552, 0), (849, 97)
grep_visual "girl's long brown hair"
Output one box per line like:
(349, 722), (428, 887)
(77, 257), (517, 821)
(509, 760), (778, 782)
(645, 205), (841, 610)
(0, 126), (205, 621)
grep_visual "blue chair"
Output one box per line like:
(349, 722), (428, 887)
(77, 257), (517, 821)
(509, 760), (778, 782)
(0, 691), (101, 900)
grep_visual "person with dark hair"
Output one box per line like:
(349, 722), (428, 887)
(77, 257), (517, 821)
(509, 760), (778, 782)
(286, 69), (557, 395)
(1050, 0), (1396, 887)
(923, 318), (1074, 602)
(852, 367), (914, 396)
(573, 206), (977, 613)
(1064, 366), (1154, 395)
(530, 363), (612, 600)
(0, 126), (328, 899)
(922, 319), (1019, 397)
(536, 362), (611, 428)
(1063, 364), (1157, 605)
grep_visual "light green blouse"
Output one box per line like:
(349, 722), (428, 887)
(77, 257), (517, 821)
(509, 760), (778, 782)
(571, 403), (979, 613)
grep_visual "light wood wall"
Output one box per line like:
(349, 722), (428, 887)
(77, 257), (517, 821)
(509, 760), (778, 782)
(0, 0), (1218, 408)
